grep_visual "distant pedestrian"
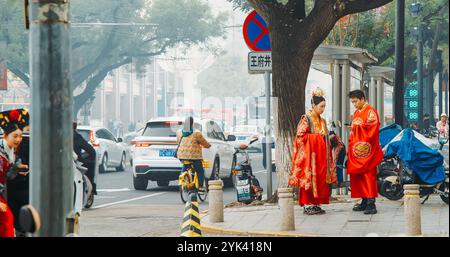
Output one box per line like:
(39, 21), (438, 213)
(436, 113), (448, 136)
(347, 90), (383, 215)
(288, 88), (337, 215)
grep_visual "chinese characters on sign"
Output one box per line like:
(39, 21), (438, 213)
(248, 52), (272, 74)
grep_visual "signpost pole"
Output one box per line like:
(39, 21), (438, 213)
(264, 71), (272, 199)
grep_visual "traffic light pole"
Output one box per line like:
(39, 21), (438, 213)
(29, 0), (73, 236)
(417, 23), (424, 130)
(264, 71), (272, 200)
(394, 0), (405, 127)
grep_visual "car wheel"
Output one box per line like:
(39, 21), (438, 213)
(157, 180), (169, 187)
(224, 156), (237, 188)
(133, 176), (148, 190)
(116, 153), (126, 172)
(99, 154), (108, 173)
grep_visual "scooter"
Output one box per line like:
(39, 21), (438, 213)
(66, 152), (95, 235)
(380, 155), (449, 204)
(233, 137), (263, 204)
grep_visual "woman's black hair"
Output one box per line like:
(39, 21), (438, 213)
(311, 96), (325, 106)
(183, 116), (194, 131)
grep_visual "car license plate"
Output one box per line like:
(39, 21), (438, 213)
(238, 136), (247, 140)
(159, 149), (176, 157)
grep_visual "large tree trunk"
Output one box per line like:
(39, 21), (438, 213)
(269, 10), (315, 192)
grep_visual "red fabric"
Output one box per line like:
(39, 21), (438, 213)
(0, 155), (15, 237)
(349, 168), (378, 198)
(289, 113), (337, 206)
(347, 104), (383, 198)
(299, 186), (330, 207)
(0, 196), (14, 237)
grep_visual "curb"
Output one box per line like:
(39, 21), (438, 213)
(199, 212), (317, 237)
(198, 199), (410, 237)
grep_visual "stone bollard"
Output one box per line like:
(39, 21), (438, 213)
(208, 180), (224, 223)
(278, 187), (295, 231)
(404, 184), (422, 236)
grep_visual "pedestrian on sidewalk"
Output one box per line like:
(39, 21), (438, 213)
(288, 88), (337, 215)
(347, 90), (383, 215)
(0, 109), (29, 237)
(6, 109), (30, 237)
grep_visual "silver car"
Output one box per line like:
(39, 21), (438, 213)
(77, 126), (127, 173)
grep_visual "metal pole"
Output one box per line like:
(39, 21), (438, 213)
(417, 23), (424, 130)
(444, 69), (449, 115)
(29, 0), (73, 236)
(437, 50), (443, 117)
(264, 71), (272, 199)
(332, 60), (341, 136)
(439, 71), (443, 117)
(394, 0), (405, 127)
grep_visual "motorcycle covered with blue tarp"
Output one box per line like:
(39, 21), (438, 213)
(379, 128), (448, 204)
(377, 124), (404, 192)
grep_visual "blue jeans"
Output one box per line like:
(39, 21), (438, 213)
(181, 159), (205, 188)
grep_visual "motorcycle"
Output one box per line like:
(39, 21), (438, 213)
(232, 136), (263, 204)
(421, 125), (438, 139)
(380, 155), (449, 204)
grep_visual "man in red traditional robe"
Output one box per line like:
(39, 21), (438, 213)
(347, 90), (383, 215)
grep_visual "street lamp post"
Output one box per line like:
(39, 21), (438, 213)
(394, 0), (405, 127)
(409, 2), (424, 129)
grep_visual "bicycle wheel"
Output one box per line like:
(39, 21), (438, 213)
(180, 184), (190, 203)
(197, 185), (208, 202)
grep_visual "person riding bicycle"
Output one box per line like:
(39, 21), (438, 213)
(176, 116), (211, 191)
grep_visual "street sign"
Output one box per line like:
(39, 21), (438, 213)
(248, 52), (272, 74)
(243, 10), (271, 52)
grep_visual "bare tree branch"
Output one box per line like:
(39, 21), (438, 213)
(341, 0), (393, 17)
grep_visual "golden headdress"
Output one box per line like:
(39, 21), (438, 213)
(312, 87), (324, 97)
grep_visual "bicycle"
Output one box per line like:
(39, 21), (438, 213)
(178, 160), (208, 203)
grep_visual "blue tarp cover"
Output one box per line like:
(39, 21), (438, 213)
(384, 128), (445, 185)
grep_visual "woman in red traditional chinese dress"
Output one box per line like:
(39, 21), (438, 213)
(347, 90), (383, 215)
(289, 88), (337, 215)
(0, 109), (27, 237)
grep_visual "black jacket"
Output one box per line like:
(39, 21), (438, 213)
(73, 130), (96, 163)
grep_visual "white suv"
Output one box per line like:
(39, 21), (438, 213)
(77, 126), (127, 173)
(131, 117), (237, 190)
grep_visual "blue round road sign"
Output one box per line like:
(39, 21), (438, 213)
(243, 10), (271, 52)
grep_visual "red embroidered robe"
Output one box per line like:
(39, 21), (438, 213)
(289, 111), (337, 206)
(0, 152), (14, 237)
(347, 104), (383, 198)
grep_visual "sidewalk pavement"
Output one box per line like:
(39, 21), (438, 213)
(201, 195), (449, 237)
